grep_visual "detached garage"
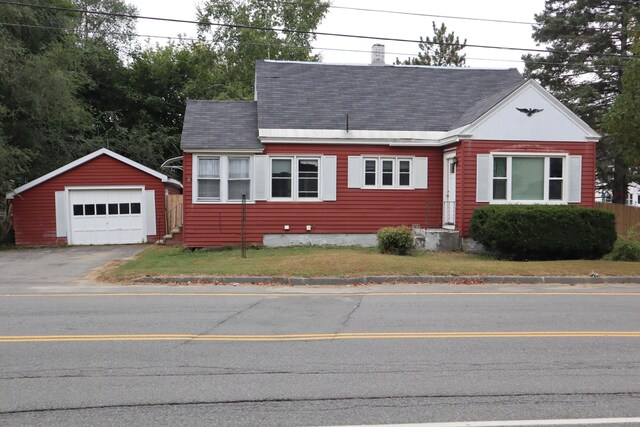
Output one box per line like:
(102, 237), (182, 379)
(6, 148), (182, 246)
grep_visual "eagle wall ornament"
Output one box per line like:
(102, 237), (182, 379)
(516, 107), (544, 117)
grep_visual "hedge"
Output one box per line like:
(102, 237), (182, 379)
(469, 205), (617, 260)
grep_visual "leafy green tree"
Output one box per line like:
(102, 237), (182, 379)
(603, 35), (640, 191)
(118, 41), (226, 168)
(73, 0), (137, 49)
(0, 1), (93, 182)
(523, 1), (640, 203)
(196, 0), (330, 98)
(396, 22), (467, 66)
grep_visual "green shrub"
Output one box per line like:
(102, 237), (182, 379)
(608, 239), (640, 261)
(377, 226), (414, 255)
(470, 205), (617, 260)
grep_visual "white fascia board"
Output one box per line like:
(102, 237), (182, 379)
(6, 148), (175, 199)
(183, 149), (264, 154)
(258, 128), (464, 146)
(461, 79), (601, 141)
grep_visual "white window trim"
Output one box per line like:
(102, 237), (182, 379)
(489, 152), (568, 204)
(192, 155), (254, 204)
(361, 156), (414, 189)
(269, 156), (322, 202)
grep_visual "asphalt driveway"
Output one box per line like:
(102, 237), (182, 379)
(0, 245), (145, 290)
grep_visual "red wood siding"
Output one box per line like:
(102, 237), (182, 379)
(456, 140), (596, 237)
(12, 155), (168, 246)
(183, 145), (444, 247)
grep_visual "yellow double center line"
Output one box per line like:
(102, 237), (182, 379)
(2, 331), (640, 343)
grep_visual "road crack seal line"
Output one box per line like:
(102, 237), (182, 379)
(335, 295), (363, 334)
(170, 300), (262, 350)
(1, 391), (639, 416)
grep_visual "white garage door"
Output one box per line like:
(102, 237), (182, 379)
(69, 189), (146, 245)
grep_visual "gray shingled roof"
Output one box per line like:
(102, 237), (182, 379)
(255, 61), (525, 132)
(180, 100), (261, 150)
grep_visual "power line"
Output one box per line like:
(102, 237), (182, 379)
(280, 0), (538, 26)
(0, 0), (631, 59)
(275, 0), (639, 31)
(0, 20), (635, 70)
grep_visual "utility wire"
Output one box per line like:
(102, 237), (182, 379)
(0, 0), (632, 59)
(280, 0), (538, 26)
(274, 0), (640, 31)
(0, 20), (635, 70)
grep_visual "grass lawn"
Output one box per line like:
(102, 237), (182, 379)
(106, 245), (640, 280)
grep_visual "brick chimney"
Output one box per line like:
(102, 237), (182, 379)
(371, 44), (385, 66)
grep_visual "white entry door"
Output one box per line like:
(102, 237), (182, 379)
(68, 189), (145, 245)
(443, 153), (456, 228)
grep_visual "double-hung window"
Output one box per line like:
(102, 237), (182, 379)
(195, 155), (251, 203)
(197, 157), (221, 201)
(228, 157), (251, 201)
(271, 159), (293, 198)
(270, 157), (320, 200)
(491, 155), (566, 203)
(362, 157), (413, 189)
(298, 159), (319, 198)
(364, 159), (377, 186)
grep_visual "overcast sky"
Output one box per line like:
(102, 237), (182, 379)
(130, 0), (547, 71)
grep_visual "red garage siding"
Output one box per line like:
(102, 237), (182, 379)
(456, 139), (596, 237)
(12, 154), (171, 246)
(183, 145), (444, 247)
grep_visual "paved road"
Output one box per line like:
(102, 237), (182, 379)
(1, 277), (640, 425)
(1, 247), (639, 425)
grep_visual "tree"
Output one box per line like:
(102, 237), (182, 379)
(523, 1), (640, 203)
(0, 1), (93, 182)
(603, 34), (640, 191)
(396, 21), (467, 66)
(73, 0), (138, 49)
(104, 41), (226, 170)
(196, 0), (330, 98)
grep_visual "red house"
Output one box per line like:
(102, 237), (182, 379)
(6, 148), (182, 246)
(179, 57), (599, 249)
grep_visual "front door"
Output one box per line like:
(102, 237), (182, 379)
(443, 152), (456, 229)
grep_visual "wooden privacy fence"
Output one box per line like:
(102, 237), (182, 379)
(166, 194), (183, 234)
(594, 202), (640, 238)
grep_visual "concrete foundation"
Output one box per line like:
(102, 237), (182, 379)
(264, 230), (475, 253)
(413, 228), (461, 252)
(263, 233), (378, 248)
(461, 237), (487, 254)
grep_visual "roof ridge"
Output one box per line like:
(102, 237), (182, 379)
(259, 59), (518, 71)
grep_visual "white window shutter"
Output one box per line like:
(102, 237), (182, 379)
(145, 190), (156, 238)
(253, 155), (269, 200)
(54, 191), (68, 237)
(321, 156), (337, 201)
(191, 155), (198, 204)
(476, 154), (491, 202)
(413, 157), (428, 189)
(568, 155), (582, 203)
(347, 156), (363, 188)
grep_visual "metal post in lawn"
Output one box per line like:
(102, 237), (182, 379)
(241, 194), (247, 258)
